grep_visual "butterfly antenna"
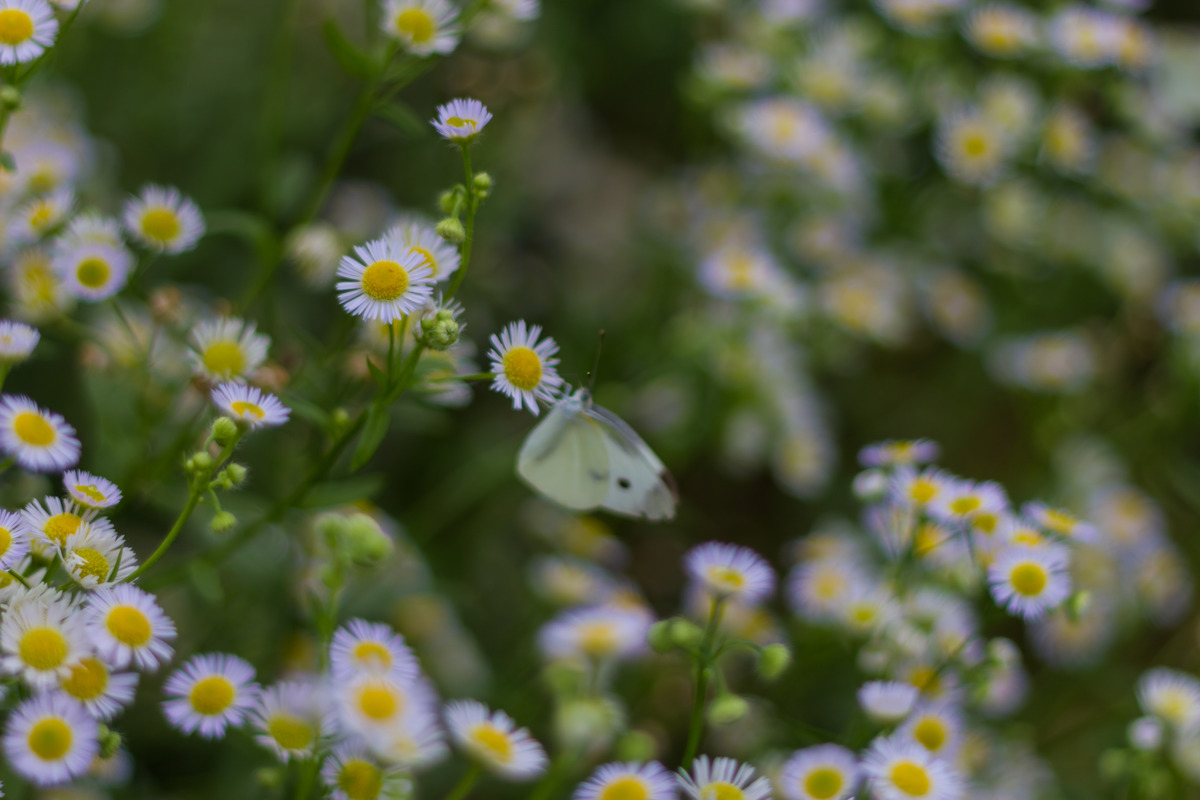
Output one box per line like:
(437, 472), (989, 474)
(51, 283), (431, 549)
(587, 330), (606, 393)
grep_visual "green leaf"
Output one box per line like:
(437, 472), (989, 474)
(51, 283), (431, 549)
(299, 473), (385, 509)
(322, 19), (375, 80)
(366, 356), (387, 388)
(375, 100), (428, 138)
(351, 403), (390, 470)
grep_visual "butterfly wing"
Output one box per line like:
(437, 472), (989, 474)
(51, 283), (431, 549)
(585, 404), (678, 521)
(517, 402), (611, 511)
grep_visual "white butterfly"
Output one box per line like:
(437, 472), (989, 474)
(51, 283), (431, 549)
(517, 388), (678, 520)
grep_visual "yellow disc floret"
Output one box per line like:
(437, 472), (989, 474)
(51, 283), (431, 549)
(501, 346), (542, 391)
(361, 260), (409, 301)
(190, 676), (236, 715)
(13, 411), (54, 446)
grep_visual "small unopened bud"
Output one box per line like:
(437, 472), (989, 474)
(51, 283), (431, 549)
(439, 189), (458, 215)
(420, 312), (461, 351)
(543, 661), (586, 696)
(341, 512), (395, 566)
(647, 620), (673, 653)
(615, 730), (657, 763)
(255, 767), (286, 790)
(211, 511), (237, 533)
(224, 463), (248, 486)
(331, 408), (351, 434)
(211, 417), (239, 446)
(707, 694), (749, 726)
(473, 172), (493, 192)
(0, 86), (20, 111)
(314, 511), (350, 547)
(1066, 590), (1092, 622)
(97, 725), (122, 759)
(667, 618), (704, 651)
(190, 451), (213, 471)
(758, 643), (792, 680)
(853, 468), (889, 501)
(436, 217), (466, 244)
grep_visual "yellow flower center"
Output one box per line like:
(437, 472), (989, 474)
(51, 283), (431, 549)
(701, 782), (746, 800)
(73, 547), (110, 582)
(949, 496), (981, 515)
(706, 565), (746, 591)
(890, 762), (931, 796)
(909, 478), (938, 504)
(202, 341), (246, 377)
(913, 717), (948, 752)
(27, 718), (72, 761)
(600, 777), (648, 800)
(140, 208), (181, 243)
(0, 526), (9, 556)
(471, 723), (513, 762)
(339, 759), (384, 800)
(13, 411), (54, 447)
(62, 657), (109, 701)
(501, 346), (542, 391)
(267, 713), (315, 751)
(577, 622), (618, 656)
(395, 8), (435, 43)
(358, 685), (400, 721)
(908, 666), (939, 694)
(190, 675), (236, 715)
(973, 512), (998, 534)
(353, 641), (393, 669)
(805, 768), (844, 800)
(963, 133), (989, 158)
(446, 116), (479, 131)
(73, 483), (108, 505)
(1010, 563), (1047, 596)
(1042, 509), (1077, 535)
(19, 627), (68, 671)
(361, 260), (409, 301)
(407, 245), (438, 275)
(76, 258), (111, 290)
(0, 9), (34, 46)
(106, 605), (152, 647)
(43, 512), (81, 545)
(231, 401), (265, 419)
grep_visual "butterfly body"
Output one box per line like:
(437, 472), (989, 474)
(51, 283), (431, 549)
(517, 389), (677, 521)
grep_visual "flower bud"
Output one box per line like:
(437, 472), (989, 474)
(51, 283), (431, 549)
(615, 730), (657, 763)
(436, 217), (466, 244)
(211, 417), (239, 446)
(211, 511), (238, 533)
(667, 618), (704, 651)
(224, 463), (248, 486)
(341, 512), (395, 566)
(0, 86), (20, 112)
(420, 312), (461, 351)
(647, 620), (674, 653)
(438, 189), (459, 215)
(1066, 590), (1092, 622)
(473, 172), (493, 192)
(707, 694), (749, 726)
(189, 451), (213, 472)
(758, 643), (792, 680)
(255, 767), (286, 790)
(97, 725), (122, 759)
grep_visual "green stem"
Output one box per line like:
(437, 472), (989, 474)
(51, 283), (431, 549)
(422, 371), (495, 384)
(443, 763), (481, 800)
(682, 597), (727, 766)
(526, 751), (576, 800)
(444, 146), (477, 300)
(293, 753), (322, 800)
(0, 362), (11, 394)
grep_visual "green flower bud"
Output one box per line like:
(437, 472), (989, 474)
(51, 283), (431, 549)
(647, 620), (674, 653)
(436, 217), (466, 244)
(758, 643), (792, 680)
(255, 767), (286, 790)
(420, 311), (461, 351)
(707, 694), (749, 726)
(1066, 590), (1092, 622)
(473, 172), (494, 192)
(314, 511), (350, 548)
(439, 190), (458, 215)
(341, 512), (395, 567)
(211, 416), (239, 446)
(543, 661), (587, 697)
(211, 511), (237, 533)
(0, 87), (20, 112)
(667, 617), (704, 651)
(97, 725), (122, 759)
(615, 730), (657, 763)
(224, 463), (248, 486)
(554, 696), (623, 753)
(190, 451), (213, 471)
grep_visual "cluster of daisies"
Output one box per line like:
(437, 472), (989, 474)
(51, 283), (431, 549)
(654, 0), (1200, 499)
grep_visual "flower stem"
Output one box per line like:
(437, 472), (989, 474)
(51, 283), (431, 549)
(682, 597), (727, 766)
(293, 754), (322, 800)
(443, 763), (481, 800)
(444, 146), (477, 301)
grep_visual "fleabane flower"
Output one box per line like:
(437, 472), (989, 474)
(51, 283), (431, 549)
(0, 509), (30, 570)
(335, 673), (436, 739)
(84, 584), (176, 671)
(321, 743), (412, 800)
(781, 744), (860, 800)
(677, 755), (772, 800)
(0, 0), (57, 65)
(0, 594), (88, 687)
(59, 656), (138, 720)
(1022, 501), (1100, 544)
(63, 470), (121, 509)
(863, 736), (963, 800)
(382, 0), (459, 55)
(987, 544), (1071, 620)
(62, 525), (137, 589)
(54, 240), (135, 302)
(4, 691), (98, 786)
(486, 321), (563, 415)
(935, 112), (1009, 186)
(963, 3), (1039, 58)
(445, 699), (548, 780)
(890, 466), (950, 509)
(575, 761), (676, 800)
(329, 618), (421, 683)
(122, 184), (205, 254)
(21, 496), (99, 553)
(190, 317), (271, 382)
(858, 681), (920, 725)
(1137, 668), (1200, 735)
(253, 680), (331, 762)
(393, 219), (460, 281)
(900, 704), (963, 760)
(859, 439), (940, 468)
(212, 382), (290, 429)
(337, 235), (435, 323)
(432, 98), (493, 144)
(0, 395), (80, 472)
(684, 541), (776, 605)
(9, 189), (73, 245)
(0, 320), (39, 362)
(162, 653), (259, 739)
(538, 604), (651, 663)
(928, 479), (1007, 527)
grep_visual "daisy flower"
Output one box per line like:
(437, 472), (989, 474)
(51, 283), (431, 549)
(63, 470), (121, 509)
(21, 496), (97, 551)
(780, 744), (859, 800)
(321, 743), (412, 800)
(890, 466), (950, 509)
(337, 234), (435, 323)
(574, 761), (676, 800)
(1040, 106), (1096, 175)
(392, 219), (460, 281)
(1137, 668), (1200, 734)
(211, 382), (290, 429)
(677, 755), (772, 800)
(59, 656), (138, 720)
(8, 190), (73, 247)
(935, 112), (1009, 186)
(122, 184), (205, 253)
(335, 673), (436, 739)
(987, 544), (1071, 620)
(62, 525), (137, 588)
(54, 240), (135, 302)
(189, 317), (270, 382)
(382, 0), (459, 55)
(1022, 501), (1099, 544)
(786, 558), (867, 622)
(0, 395), (79, 473)
(900, 704), (963, 760)
(58, 213), (124, 249)
(374, 709), (448, 769)
(0, 0), (56, 65)
(0, 594), (88, 687)
(863, 736), (963, 800)
(1047, 5), (1118, 68)
(962, 3), (1039, 58)
(684, 541), (776, 605)
(486, 321), (563, 415)
(538, 605), (651, 663)
(445, 699), (548, 780)
(431, 98), (493, 144)
(928, 479), (1008, 527)
(0, 509), (30, 570)
(253, 680), (331, 762)
(162, 653), (259, 739)
(858, 681), (920, 725)
(698, 244), (782, 299)
(84, 584), (176, 672)
(4, 691), (98, 786)
(329, 618), (421, 683)
(0, 320), (39, 362)
(858, 439), (940, 468)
